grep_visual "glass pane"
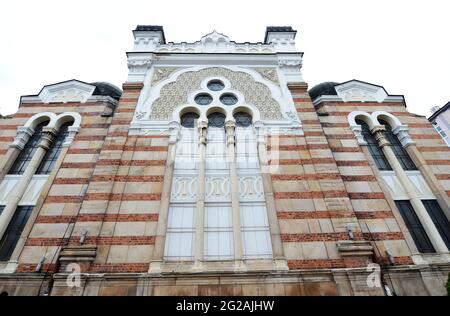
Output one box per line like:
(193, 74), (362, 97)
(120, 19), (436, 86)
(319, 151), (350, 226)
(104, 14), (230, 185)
(422, 200), (450, 249)
(220, 94), (238, 106)
(356, 119), (392, 171)
(380, 120), (417, 171)
(8, 122), (48, 175)
(0, 206), (33, 261)
(234, 112), (252, 127)
(180, 112), (199, 128)
(207, 113), (226, 128)
(207, 80), (225, 91)
(194, 93), (213, 106)
(395, 200), (435, 253)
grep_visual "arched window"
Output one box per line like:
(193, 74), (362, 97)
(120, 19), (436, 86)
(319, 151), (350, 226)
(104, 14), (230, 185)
(207, 112), (226, 128)
(8, 121), (49, 175)
(36, 122), (71, 174)
(234, 112), (252, 127)
(356, 119), (392, 171)
(180, 112), (199, 128)
(379, 120), (417, 170)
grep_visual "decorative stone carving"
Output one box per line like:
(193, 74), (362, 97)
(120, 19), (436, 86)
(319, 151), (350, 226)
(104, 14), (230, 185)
(38, 80), (96, 104)
(335, 80), (388, 103)
(205, 176), (231, 201)
(10, 126), (34, 150)
(171, 177), (198, 201)
(278, 57), (302, 72)
(371, 126), (389, 148)
(254, 68), (279, 85)
(135, 111), (147, 120)
(63, 126), (79, 147)
(150, 67), (283, 120)
(238, 176), (264, 200)
(350, 125), (368, 145)
(393, 125), (415, 147)
(127, 58), (153, 73)
(151, 67), (183, 85)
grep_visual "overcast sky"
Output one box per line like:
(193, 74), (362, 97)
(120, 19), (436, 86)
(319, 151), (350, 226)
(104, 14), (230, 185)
(0, 0), (449, 117)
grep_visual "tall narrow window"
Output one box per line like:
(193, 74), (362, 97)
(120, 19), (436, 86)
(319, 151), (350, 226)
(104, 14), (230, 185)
(0, 205), (33, 261)
(356, 119), (392, 170)
(422, 200), (450, 250)
(204, 118), (234, 260)
(380, 120), (417, 170)
(8, 121), (48, 175)
(165, 115), (198, 261)
(395, 200), (435, 253)
(36, 122), (70, 175)
(235, 120), (272, 259)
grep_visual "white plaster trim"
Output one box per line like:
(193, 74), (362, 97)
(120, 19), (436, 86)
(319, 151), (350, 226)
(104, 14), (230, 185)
(134, 65), (295, 123)
(335, 80), (388, 103)
(38, 80), (96, 103)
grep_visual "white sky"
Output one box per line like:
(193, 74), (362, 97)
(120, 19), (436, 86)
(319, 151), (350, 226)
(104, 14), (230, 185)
(0, 0), (449, 117)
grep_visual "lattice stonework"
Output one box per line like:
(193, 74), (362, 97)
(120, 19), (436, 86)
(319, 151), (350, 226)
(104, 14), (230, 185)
(150, 67), (283, 120)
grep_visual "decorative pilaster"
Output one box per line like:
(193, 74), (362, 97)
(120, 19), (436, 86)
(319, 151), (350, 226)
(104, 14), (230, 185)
(254, 122), (289, 270)
(148, 122), (180, 274)
(193, 120), (207, 271)
(225, 121), (245, 271)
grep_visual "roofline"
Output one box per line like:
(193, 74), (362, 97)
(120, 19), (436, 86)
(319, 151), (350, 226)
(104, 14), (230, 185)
(335, 79), (406, 104)
(264, 27), (297, 43)
(428, 101), (450, 121)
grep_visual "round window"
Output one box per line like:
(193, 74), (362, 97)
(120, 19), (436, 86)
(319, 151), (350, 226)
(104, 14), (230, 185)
(220, 93), (238, 106)
(207, 80), (225, 91)
(234, 112), (252, 127)
(194, 93), (213, 105)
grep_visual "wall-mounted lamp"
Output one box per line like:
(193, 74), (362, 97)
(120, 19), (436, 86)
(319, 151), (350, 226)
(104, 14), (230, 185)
(346, 224), (354, 240)
(385, 249), (395, 265)
(35, 255), (46, 273)
(79, 229), (88, 245)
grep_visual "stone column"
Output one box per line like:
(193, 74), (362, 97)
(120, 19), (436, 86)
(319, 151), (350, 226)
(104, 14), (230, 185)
(372, 126), (448, 253)
(0, 127), (56, 240)
(393, 125), (450, 218)
(148, 122), (180, 273)
(254, 122), (289, 270)
(193, 121), (207, 271)
(0, 126), (35, 181)
(225, 121), (246, 271)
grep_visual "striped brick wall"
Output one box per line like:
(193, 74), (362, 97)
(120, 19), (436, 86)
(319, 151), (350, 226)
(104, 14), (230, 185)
(282, 84), (415, 269)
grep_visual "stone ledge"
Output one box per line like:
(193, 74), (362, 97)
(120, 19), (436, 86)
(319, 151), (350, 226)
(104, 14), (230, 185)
(337, 240), (374, 257)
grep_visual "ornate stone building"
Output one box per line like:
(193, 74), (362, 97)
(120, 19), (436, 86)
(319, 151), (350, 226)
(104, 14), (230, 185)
(0, 26), (449, 296)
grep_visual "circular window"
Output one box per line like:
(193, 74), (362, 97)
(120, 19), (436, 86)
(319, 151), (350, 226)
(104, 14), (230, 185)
(194, 93), (213, 105)
(220, 93), (238, 106)
(207, 112), (226, 128)
(180, 112), (199, 128)
(207, 80), (225, 91)
(234, 112), (252, 127)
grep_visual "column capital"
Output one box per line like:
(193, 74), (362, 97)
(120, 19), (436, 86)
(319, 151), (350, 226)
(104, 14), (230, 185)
(350, 125), (367, 146)
(392, 125), (415, 148)
(371, 125), (389, 148)
(39, 127), (58, 150)
(10, 126), (35, 150)
(168, 121), (181, 144)
(62, 126), (79, 148)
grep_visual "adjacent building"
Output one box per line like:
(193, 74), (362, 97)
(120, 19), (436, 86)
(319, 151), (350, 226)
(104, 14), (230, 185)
(429, 102), (450, 146)
(0, 25), (449, 296)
